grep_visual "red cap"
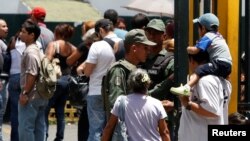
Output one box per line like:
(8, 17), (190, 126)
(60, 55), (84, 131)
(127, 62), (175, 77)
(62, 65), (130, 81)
(29, 6), (46, 19)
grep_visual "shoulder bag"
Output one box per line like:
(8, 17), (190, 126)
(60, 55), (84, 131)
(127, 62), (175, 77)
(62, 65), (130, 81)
(68, 75), (89, 107)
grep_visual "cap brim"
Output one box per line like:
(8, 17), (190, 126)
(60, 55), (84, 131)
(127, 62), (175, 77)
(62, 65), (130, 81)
(141, 40), (156, 46)
(145, 26), (163, 32)
(193, 18), (199, 23)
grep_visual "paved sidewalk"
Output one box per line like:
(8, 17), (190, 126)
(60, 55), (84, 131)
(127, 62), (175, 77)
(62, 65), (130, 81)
(3, 123), (78, 141)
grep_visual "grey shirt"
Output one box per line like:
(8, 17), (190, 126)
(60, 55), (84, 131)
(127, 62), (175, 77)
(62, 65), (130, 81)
(38, 26), (54, 52)
(21, 44), (42, 99)
(197, 32), (232, 64)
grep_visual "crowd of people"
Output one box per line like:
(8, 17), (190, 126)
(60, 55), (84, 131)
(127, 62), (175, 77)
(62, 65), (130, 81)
(0, 5), (241, 141)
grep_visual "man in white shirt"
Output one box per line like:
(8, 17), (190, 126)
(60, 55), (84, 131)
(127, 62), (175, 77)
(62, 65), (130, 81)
(177, 51), (232, 141)
(83, 19), (117, 141)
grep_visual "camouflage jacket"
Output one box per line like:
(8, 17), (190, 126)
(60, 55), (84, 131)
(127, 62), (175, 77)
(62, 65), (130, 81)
(102, 59), (136, 120)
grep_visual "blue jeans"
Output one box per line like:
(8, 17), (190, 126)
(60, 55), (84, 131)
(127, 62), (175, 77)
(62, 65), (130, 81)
(0, 79), (8, 141)
(195, 59), (231, 78)
(8, 74), (21, 141)
(87, 95), (105, 141)
(18, 97), (48, 141)
(45, 75), (69, 141)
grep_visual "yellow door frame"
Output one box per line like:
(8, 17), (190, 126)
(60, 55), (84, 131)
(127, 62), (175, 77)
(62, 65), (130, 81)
(189, 0), (239, 113)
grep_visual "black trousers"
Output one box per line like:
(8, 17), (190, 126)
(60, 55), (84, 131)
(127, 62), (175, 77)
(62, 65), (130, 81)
(78, 101), (89, 141)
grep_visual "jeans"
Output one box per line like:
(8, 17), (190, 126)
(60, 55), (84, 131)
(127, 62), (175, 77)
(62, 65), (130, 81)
(195, 59), (231, 78)
(87, 95), (105, 141)
(45, 75), (69, 141)
(0, 79), (8, 141)
(18, 97), (48, 141)
(8, 74), (21, 141)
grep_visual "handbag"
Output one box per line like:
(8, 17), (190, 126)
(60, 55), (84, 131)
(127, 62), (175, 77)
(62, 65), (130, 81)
(68, 75), (89, 107)
(112, 96), (128, 141)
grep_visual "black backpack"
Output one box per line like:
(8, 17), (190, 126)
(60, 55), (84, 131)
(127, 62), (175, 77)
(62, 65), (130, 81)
(2, 51), (11, 74)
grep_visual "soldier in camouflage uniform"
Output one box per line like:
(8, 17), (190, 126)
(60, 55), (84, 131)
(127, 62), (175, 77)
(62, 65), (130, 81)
(142, 19), (180, 141)
(102, 29), (156, 121)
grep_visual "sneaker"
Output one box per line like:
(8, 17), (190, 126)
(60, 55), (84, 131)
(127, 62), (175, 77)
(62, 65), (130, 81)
(170, 84), (191, 96)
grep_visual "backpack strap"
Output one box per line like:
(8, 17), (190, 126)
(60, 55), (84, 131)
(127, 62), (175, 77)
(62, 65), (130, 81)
(103, 38), (125, 60)
(118, 59), (136, 73)
(147, 53), (174, 88)
(103, 38), (115, 49)
(154, 54), (173, 66)
(54, 42), (60, 54)
(109, 60), (136, 77)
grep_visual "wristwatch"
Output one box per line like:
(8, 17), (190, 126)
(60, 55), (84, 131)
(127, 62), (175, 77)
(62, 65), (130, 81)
(185, 101), (192, 110)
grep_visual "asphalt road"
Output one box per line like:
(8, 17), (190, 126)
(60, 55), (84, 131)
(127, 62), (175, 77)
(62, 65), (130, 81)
(3, 123), (78, 141)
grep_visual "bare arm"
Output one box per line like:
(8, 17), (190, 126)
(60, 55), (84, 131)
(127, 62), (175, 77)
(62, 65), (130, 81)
(158, 119), (171, 141)
(83, 62), (96, 77)
(19, 73), (37, 105)
(179, 96), (218, 117)
(162, 100), (174, 112)
(187, 46), (200, 54)
(66, 45), (81, 66)
(45, 42), (56, 61)
(101, 114), (118, 141)
(23, 73), (37, 94)
(76, 61), (85, 75)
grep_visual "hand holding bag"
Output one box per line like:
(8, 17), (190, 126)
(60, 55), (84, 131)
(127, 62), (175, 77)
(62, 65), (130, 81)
(68, 75), (89, 107)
